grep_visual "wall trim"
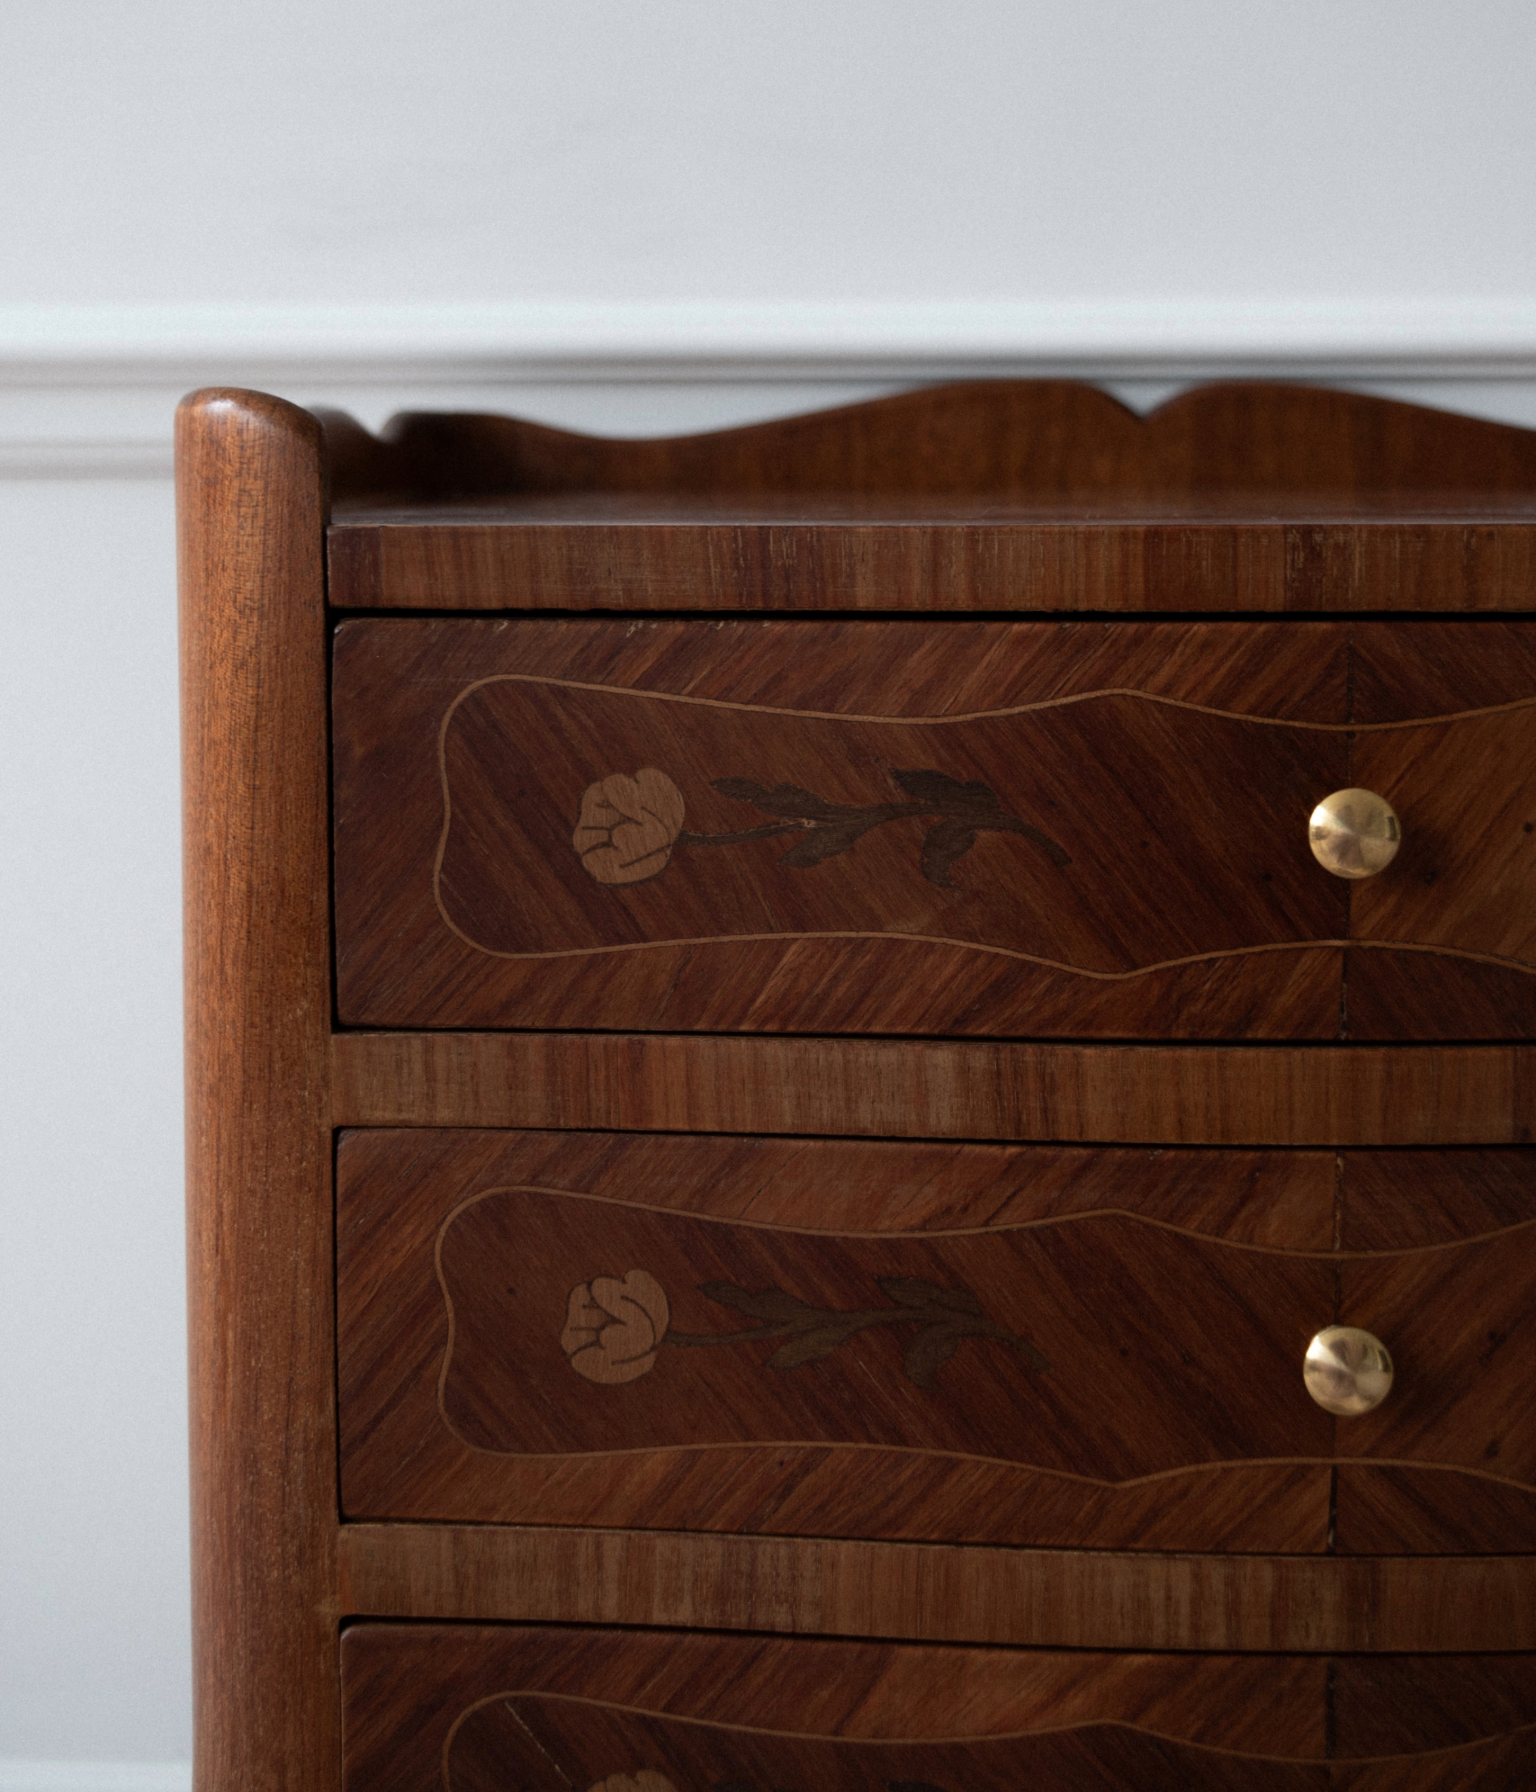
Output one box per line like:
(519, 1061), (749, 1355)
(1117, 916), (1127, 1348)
(5, 300), (1536, 477)
(7, 298), (1536, 378)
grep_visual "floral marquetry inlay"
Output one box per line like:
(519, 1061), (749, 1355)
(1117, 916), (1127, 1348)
(573, 771), (687, 886)
(335, 618), (1536, 1036)
(572, 765), (1068, 890)
(559, 1268), (1047, 1389)
(428, 1183), (1340, 1478)
(561, 1271), (671, 1383)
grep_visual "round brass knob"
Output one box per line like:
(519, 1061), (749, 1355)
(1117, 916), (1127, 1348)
(1308, 788), (1401, 879)
(1304, 1326), (1394, 1416)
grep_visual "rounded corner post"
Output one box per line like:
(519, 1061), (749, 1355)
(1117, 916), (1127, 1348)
(176, 389), (339, 1792)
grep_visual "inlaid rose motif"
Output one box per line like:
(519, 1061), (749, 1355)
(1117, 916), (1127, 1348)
(586, 1774), (677, 1792)
(573, 769), (686, 885)
(560, 1270), (671, 1383)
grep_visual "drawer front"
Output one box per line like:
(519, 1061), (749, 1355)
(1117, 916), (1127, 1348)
(340, 1623), (1536, 1792)
(332, 617), (1536, 1039)
(336, 1131), (1535, 1554)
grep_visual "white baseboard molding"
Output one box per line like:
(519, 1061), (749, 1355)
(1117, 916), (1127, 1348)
(4, 299), (1536, 477)
(0, 1765), (190, 1792)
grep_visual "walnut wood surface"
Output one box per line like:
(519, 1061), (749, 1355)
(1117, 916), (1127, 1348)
(178, 392), (337, 1792)
(339, 1626), (1334, 1778)
(332, 616), (1536, 1038)
(336, 1525), (1536, 1652)
(323, 381), (1536, 612)
(331, 1032), (1536, 1145)
(331, 382), (1536, 504)
(335, 1130), (1533, 1553)
(1334, 1222), (1536, 1552)
(183, 385), (1536, 1784)
(1325, 1142), (1536, 1547)
(337, 1130), (1336, 1550)
(341, 1624), (1536, 1790)
(337, 1624), (1533, 1791)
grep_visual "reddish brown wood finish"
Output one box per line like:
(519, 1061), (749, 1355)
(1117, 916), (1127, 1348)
(341, 1624), (1333, 1792)
(330, 1031), (1536, 1145)
(336, 1130), (1336, 1550)
(181, 385), (1536, 1791)
(178, 392), (337, 1792)
(331, 616), (1536, 1038)
(1350, 708), (1536, 1036)
(337, 1524), (1536, 1653)
(1333, 1245), (1536, 1552)
(341, 1623), (1536, 1791)
(324, 382), (1536, 612)
(1331, 1150), (1536, 1552)
(334, 1130), (1535, 1553)
(332, 382), (1536, 504)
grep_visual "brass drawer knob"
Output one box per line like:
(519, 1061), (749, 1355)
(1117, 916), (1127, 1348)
(1304, 1325), (1394, 1416)
(1308, 788), (1401, 879)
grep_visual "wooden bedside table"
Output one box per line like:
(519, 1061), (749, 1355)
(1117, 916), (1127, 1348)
(178, 381), (1536, 1792)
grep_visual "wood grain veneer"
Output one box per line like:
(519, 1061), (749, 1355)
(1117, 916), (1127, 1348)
(331, 616), (1536, 1038)
(336, 1130), (1337, 1551)
(334, 1129), (1536, 1554)
(330, 1032), (1536, 1145)
(335, 1526), (1536, 1653)
(180, 383), (1536, 1792)
(338, 1625), (1536, 1791)
(178, 390), (337, 1792)
(324, 381), (1536, 612)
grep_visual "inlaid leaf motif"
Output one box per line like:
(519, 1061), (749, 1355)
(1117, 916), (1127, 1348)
(696, 1282), (821, 1323)
(891, 767), (994, 810)
(763, 1323), (865, 1370)
(904, 1327), (965, 1391)
(710, 778), (843, 821)
(776, 820), (870, 867)
(918, 818), (978, 889)
(665, 1275), (1048, 1391)
(877, 1277), (984, 1316)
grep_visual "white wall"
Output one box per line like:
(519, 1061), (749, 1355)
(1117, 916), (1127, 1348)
(2, 1), (1536, 1783)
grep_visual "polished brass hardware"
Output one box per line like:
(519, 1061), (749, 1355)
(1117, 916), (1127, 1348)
(1308, 788), (1401, 879)
(1304, 1325), (1394, 1416)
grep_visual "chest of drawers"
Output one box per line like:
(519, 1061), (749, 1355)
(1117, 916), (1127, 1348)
(178, 380), (1536, 1792)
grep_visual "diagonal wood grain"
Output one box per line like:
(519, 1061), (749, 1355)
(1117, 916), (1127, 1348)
(332, 615), (1536, 1037)
(336, 1129), (1533, 1552)
(337, 1130), (1336, 1550)
(339, 1623), (1536, 1790)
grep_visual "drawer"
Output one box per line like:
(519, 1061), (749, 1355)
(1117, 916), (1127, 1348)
(340, 1622), (1536, 1792)
(335, 1131), (1536, 1554)
(332, 617), (1536, 1038)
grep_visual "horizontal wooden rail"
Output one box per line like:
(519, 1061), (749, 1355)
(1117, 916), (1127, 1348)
(337, 1524), (1536, 1654)
(332, 1032), (1533, 1146)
